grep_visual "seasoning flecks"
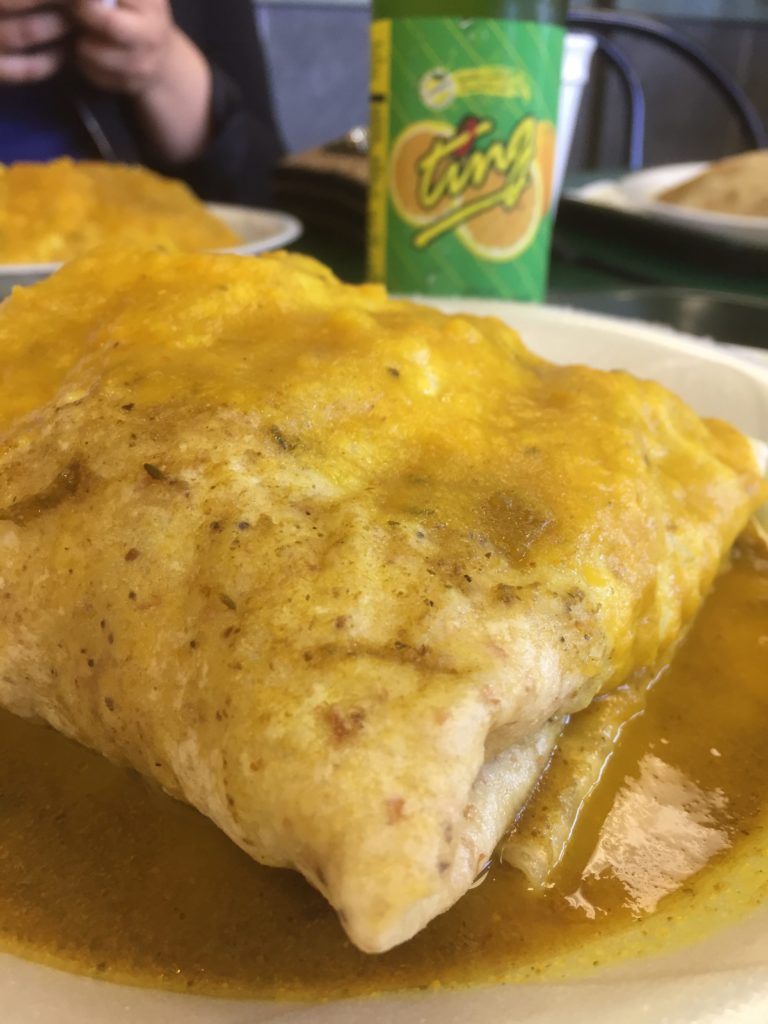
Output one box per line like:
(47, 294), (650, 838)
(269, 425), (296, 452)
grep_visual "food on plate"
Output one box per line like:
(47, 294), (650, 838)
(0, 158), (240, 263)
(657, 149), (768, 217)
(503, 669), (650, 888)
(4, 548), (768, 998)
(0, 249), (764, 956)
(504, 519), (768, 896)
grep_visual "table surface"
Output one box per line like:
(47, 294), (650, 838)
(291, 184), (768, 296)
(288, 168), (768, 348)
(291, 225), (630, 294)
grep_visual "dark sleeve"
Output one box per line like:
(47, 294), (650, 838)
(158, 0), (284, 206)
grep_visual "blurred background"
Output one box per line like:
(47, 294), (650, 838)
(256, 0), (768, 170)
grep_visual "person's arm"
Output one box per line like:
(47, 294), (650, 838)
(0, 0), (69, 83)
(168, 0), (284, 205)
(73, 0), (212, 165)
(73, 0), (283, 205)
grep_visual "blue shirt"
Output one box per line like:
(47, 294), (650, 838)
(0, 79), (90, 164)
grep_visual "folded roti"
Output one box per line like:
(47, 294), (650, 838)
(657, 149), (768, 217)
(503, 522), (768, 891)
(0, 250), (763, 953)
(504, 672), (652, 888)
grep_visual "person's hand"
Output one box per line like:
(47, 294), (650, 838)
(73, 0), (177, 96)
(0, 1), (69, 83)
(73, 0), (212, 166)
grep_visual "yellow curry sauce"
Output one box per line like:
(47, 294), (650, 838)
(0, 159), (239, 263)
(0, 546), (766, 999)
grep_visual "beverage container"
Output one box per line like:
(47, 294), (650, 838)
(368, 0), (567, 299)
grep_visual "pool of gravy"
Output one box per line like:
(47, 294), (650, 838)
(1, 547), (767, 1000)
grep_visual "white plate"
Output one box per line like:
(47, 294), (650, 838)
(3, 302), (768, 1024)
(0, 203), (303, 279)
(567, 162), (768, 247)
(207, 202), (303, 255)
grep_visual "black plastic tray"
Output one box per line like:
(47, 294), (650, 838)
(551, 286), (768, 349)
(555, 196), (768, 298)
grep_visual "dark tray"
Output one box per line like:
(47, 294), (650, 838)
(550, 286), (768, 349)
(555, 195), (768, 299)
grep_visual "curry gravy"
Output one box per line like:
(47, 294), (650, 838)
(0, 159), (239, 264)
(0, 546), (766, 999)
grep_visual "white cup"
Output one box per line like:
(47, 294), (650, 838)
(552, 32), (597, 208)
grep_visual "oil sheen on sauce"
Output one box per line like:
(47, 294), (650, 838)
(0, 548), (766, 1000)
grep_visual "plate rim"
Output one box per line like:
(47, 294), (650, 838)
(422, 295), (768, 392)
(567, 161), (768, 237)
(205, 201), (303, 255)
(0, 203), (304, 276)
